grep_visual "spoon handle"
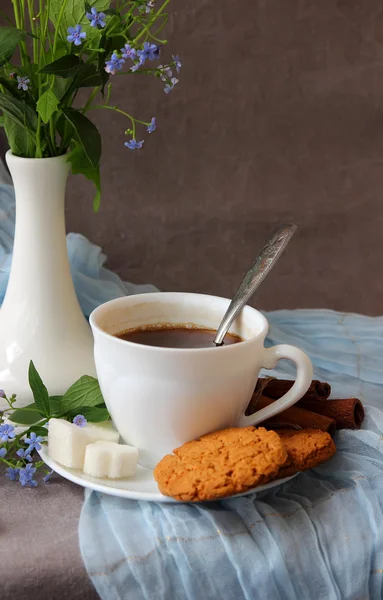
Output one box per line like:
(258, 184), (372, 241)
(214, 223), (297, 345)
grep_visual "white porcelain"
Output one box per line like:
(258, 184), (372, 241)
(0, 152), (96, 408)
(90, 292), (313, 469)
(39, 445), (299, 503)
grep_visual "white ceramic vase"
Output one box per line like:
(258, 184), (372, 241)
(0, 151), (96, 408)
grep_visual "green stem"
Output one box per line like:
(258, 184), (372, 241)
(82, 86), (100, 114)
(134, 0), (170, 43)
(27, 0), (38, 64)
(49, 118), (56, 154)
(35, 115), (42, 158)
(52, 0), (69, 57)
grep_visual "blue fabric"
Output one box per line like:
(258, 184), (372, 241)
(2, 175), (381, 600)
(0, 183), (157, 315)
(78, 310), (383, 599)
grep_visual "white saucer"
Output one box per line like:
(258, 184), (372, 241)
(39, 446), (298, 503)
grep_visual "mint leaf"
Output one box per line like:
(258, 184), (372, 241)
(67, 405), (109, 423)
(63, 108), (101, 168)
(0, 26), (26, 66)
(28, 361), (50, 417)
(60, 375), (103, 412)
(49, 395), (62, 417)
(36, 89), (60, 124)
(9, 402), (43, 425)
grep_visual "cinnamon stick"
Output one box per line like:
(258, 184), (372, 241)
(296, 398), (364, 430)
(248, 395), (337, 435)
(257, 378), (331, 402)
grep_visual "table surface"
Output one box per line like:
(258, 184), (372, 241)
(0, 465), (98, 600)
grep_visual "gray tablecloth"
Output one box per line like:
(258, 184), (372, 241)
(0, 466), (98, 600)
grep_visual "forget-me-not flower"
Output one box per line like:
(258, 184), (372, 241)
(5, 467), (19, 481)
(24, 432), (43, 452)
(19, 463), (37, 487)
(17, 76), (30, 91)
(121, 44), (137, 61)
(67, 25), (86, 46)
(164, 77), (179, 94)
(137, 42), (159, 63)
(172, 55), (181, 73)
(73, 414), (87, 428)
(43, 470), (53, 483)
(0, 447), (6, 459)
(0, 424), (15, 442)
(125, 139), (144, 150)
(105, 53), (125, 75)
(16, 448), (33, 462)
(147, 117), (156, 133)
(86, 7), (106, 28)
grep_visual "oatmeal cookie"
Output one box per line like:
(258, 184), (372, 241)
(154, 426), (288, 502)
(277, 428), (336, 478)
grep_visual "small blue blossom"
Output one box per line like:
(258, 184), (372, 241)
(86, 7), (106, 28)
(124, 139), (144, 150)
(67, 25), (86, 46)
(0, 389), (5, 397)
(146, 0), (155, 12)
(24, 432), (43, 452)
(5, 467), (19, 481)
(73, 414), (87, 428)
(147, 117), (156, 133)
(16, 448), (33, 462)
(105, 53), (125, 75)
(19, 463), (37, 487)
(164, 77), (179, 94)
(121, 44), (137, 61)
(17, 76), (30, 91)
(158, 65), (172, 82)
(0, 424), (15, 442)
(172, 54), (181, 73)
(137, 42), (159, 64)
(0, 447), (6, 459)
(43, 470), (54, 483)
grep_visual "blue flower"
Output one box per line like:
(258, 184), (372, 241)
(17, 76), (30, 91)
(0, 447), (6, 458)
(43, 470), (53, 483)
(147, 117), (156, 133)
(0, 424), (15, 442)
(24, 432), (43, 452)
(5, 467), (19, 481)
(124, 139), (144, 150)
(158, 65), (173, 82)
(19, 463), (37, 487)
(73, 414), (87, 428)
(121, 44), (137, 61)
(105, 53), (125, 75)
(164, 77), (179, 94)
(0, 389), (5, 397)
(172, 54), (181, 73)
(86, 7), (106, 28)
(146, 0), (155, 12)
(16, 448), (33, 462)
(67, 25), (86, 46)
(137, 42), (159, 64)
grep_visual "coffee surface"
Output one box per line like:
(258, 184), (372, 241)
(117, 325), (242, 348)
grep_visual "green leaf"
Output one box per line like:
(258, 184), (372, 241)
(52, 77), (73, 101)
(28, 361), (50, 417)
(67, 405), (110, 423)
(38, 54), (81, 78)
(49, 395), (62, 417)
(9, 402), (43, 425)
(28, 425), (48, 437)
(67, 141), (101, 210)
(0, 26), (26, 66)
(0, 93), (37, 133)
(49, 0), (110, 38)
(60, 375), (104, 412)
(75, 63), (103, 88)
(4, 116), (35, 157)
(36, 89), (60, 124)
(62, 108), (101, 168)
(0, 76), (20, 98)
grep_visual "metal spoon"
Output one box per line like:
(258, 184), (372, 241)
(213, 223), (297, 346)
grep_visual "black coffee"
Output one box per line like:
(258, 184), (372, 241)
(117, 325), (243, 349)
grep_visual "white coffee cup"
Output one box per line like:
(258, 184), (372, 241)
(90, 292), (313, 469)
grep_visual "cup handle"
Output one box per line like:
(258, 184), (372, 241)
(237, 344), (313, 427)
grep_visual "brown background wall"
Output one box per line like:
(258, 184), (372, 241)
(3, 0), (383, 314)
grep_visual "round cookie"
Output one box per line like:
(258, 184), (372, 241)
(153, 426), (289, 502)
(277, 428), (336, 478)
